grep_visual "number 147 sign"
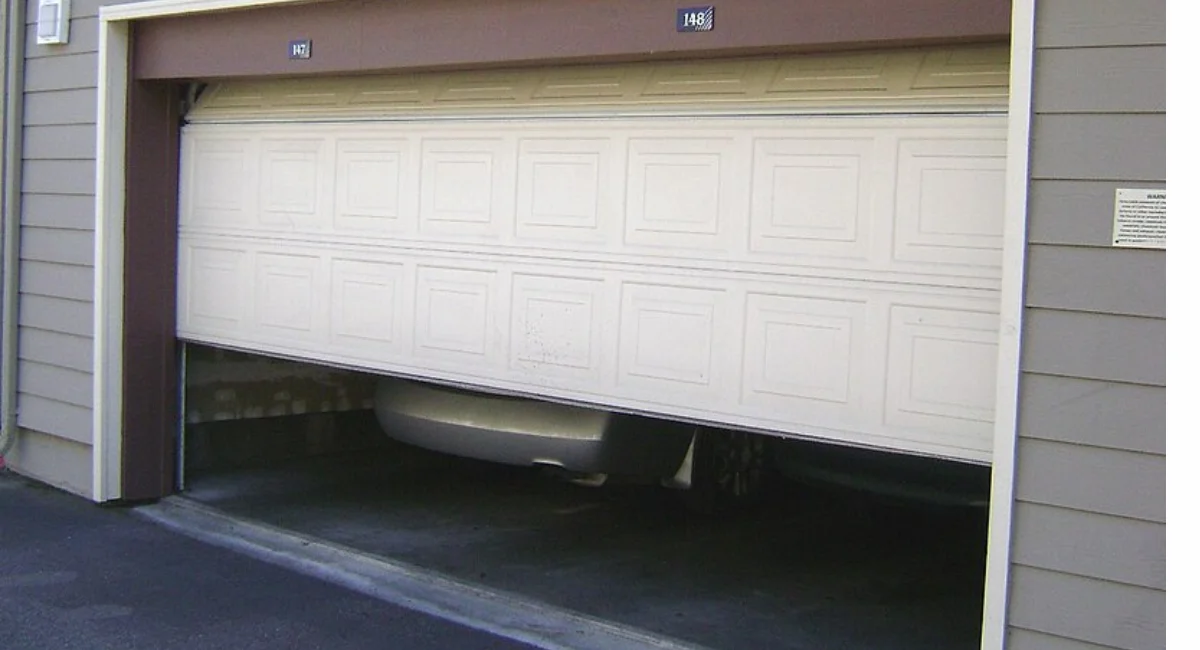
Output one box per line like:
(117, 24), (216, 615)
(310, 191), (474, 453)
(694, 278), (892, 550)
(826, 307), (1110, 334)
(677, 6), (715, 32)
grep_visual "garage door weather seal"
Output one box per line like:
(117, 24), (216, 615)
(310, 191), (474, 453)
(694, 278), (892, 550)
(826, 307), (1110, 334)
(135, 497), (712, 650)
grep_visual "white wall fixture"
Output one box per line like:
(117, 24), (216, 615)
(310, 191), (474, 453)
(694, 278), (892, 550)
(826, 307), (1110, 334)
(36, 0), (70, 45)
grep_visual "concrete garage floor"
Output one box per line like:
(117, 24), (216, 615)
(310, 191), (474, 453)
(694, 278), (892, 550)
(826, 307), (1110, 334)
(181, 442), (987, 650)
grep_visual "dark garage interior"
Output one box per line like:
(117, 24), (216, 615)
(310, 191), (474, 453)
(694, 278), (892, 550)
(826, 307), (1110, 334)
(178, 344), (990, 650)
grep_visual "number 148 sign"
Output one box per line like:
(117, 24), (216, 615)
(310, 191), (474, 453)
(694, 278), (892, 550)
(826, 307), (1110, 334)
(677, 6), (715, 32)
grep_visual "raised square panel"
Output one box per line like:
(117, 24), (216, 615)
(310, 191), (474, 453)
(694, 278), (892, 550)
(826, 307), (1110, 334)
(510, 274), (604, 383)
(414, 266), (499, 364)
(750, 137), (874, 259)
(335, 139), (410, 234)
(331, 259), (403, 349)
(180, 244), (247, 334)
(516, 138), (612, 243)
(742, 294), (867, 423)
(259, 138), (328, 230)
(626, 137), (736, 250)
(618, 283), (723, 390)
(894, 138), (1006, 270)
(254, 252), (324, 341)
(185, 137), (254, 229)
(885, 304), (999, 445)
(419, 139), (511, 238)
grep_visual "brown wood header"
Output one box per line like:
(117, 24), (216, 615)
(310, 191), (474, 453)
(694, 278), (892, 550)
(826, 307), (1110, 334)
(132, 0), (1011, 80)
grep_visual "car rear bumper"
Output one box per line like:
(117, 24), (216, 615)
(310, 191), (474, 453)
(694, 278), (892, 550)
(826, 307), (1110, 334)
(373, 379), (694, 477)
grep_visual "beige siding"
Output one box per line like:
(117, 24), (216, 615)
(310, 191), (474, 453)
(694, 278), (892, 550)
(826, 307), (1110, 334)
(4, 428), (92, 494)
(1007, 1), (1165, 648)
(4, 2), (135, 496)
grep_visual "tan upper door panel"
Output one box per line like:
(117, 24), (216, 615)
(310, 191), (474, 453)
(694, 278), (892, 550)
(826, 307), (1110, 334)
(188, 44), (1010, 122)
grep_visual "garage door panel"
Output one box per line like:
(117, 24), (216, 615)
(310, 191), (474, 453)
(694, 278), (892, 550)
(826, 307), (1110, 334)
(418, 137), (515, 240)
(334, 139), (413, 234)
(624, 135), (746, 252)
(179, 119), (1006, 287)
(615, 282), (734, 401)
(252, 251), (328, 344)
(515, 137), (616, 245)
(749, 137), (875, 260)
(509, 273), (607, 386)
(182, 136), (257, 230)
(180, 243), (249, 334)
(330, 258), (406, 350)
(884, 303), (999, 448)
(740, 292), (869, 424)
(179, 51), (1007, 462)
(893, 137), (1007, 269)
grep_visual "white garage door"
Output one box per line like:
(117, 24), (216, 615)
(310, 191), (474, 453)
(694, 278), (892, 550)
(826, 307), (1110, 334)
(178, 46), (1009, 463)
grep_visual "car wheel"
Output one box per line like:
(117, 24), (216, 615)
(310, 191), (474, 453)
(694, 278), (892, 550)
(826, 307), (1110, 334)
(679, 428), (770, 515)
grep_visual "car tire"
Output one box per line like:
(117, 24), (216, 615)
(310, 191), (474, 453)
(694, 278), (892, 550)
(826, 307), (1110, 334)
(679, 428), (770, 516)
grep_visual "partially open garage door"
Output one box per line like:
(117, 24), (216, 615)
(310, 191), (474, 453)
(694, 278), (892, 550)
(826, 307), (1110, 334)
(177, 45), (1008, 463)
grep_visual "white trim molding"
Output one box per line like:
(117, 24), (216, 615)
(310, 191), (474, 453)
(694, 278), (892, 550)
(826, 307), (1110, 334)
(93, 17), (129, 503)
(980, 0), (1035, 648)
(99, 0), (303, 21)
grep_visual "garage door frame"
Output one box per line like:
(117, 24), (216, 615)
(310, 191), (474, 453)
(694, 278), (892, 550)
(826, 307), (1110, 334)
(92, 2), (1033, 649)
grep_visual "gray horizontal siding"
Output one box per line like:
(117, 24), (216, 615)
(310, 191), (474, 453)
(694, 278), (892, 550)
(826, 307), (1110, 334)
(19, 361), (93, 408)
(1007, 566), (1164, 650)
(23, 52), (98, 92)
(1018, 374), (1163, 455)
(1012, 502), (1164, 590)
(1024, 245), (1164, 318)
(20, 226), (92, 267)
(1015, 439), (1164, 524)
(1030, 114), (1164, 182)
(16, 393), (93, 444)
(19, 327), (93, 372)
(18, 294), (92, 337)
(1008, 4), (1166, 644)
(21, 160), (95, 195)
(24, 17), (101, 58)
(1036, 0), (1165, 48)
(1021, 309), (1164, 386)
(20, 260), (94, 301)
(1033, 46), (1164, 114)
(26, 0), (108, 19)
(20, 227), (94, 266)
(21, 193), (95, 229)
(1007, 628), (1119, 650)
(24, 124), (97, 160)
(24, 88), (98, 126)
(1027, 180), (1166, 247)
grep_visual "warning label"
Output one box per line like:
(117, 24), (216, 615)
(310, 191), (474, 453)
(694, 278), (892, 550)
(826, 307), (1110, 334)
(1112, 188), (1166, 249)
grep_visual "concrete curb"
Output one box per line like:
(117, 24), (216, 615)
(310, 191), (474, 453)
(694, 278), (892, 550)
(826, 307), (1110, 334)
(135, 496), (713, 650)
